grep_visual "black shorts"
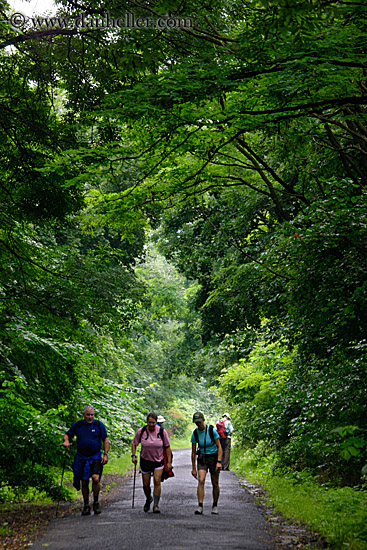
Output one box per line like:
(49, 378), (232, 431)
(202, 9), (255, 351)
(197, 452), (219, 475)
(89, 459), (103, 477)
(140, 457), (164, 474)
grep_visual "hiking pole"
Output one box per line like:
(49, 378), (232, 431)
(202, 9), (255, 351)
(132, 462), (137, 509)
(56, 447), (69, 518)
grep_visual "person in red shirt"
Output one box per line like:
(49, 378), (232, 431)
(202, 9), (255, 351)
(131, 412), (172, 514)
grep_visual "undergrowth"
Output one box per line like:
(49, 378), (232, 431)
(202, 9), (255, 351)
(231, 446), (367, 550)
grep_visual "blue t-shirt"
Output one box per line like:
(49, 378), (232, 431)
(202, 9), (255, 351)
(66, 419), (107, 457)
(191, 425), (219, 455)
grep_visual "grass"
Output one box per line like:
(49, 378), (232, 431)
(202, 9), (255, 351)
(0, 453), (135, 508)
(103, 437), (190, 478)
(170, 435), (191, 449)
(58, 451), (134, 498)
(56, 452), (134, 500)
(231, 447), (367, 550)
(103, 453), (133, 476)
(0, 440), (188, 509)
(0, 522), (12, 536)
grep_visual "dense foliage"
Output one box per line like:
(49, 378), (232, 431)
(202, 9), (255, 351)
(126, 242), (223, 435)
(0, 0), (366, 496)
(0, 4), (147, 495)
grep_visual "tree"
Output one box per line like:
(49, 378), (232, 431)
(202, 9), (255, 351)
(1, 0), (366, 487)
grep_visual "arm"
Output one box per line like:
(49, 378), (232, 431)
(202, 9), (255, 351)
(131, 428), (141, 464)
(63, 433), (70, 450)
(131, 443), (138, 465)
(191, 443), (197, 478)
(215, 438), (222, 470)
(102, 437), (109, 464)
(162, 429), (172, 470)
(164, 446), (173, 471)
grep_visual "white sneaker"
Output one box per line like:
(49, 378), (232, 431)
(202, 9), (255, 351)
(211, 505), (218, 515)
(194, 505), (203, 515)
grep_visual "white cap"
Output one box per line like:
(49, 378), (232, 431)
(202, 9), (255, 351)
(157, 415), (165, 423)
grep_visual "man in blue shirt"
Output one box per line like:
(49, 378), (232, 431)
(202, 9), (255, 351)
(191, 411), (222, 515)
(63, 406), (109, 515)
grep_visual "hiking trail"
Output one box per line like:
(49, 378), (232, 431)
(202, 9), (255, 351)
(31, 448), (285, 549)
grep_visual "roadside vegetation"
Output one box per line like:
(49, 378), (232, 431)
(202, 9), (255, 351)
(1, 0), (366, 547)
(231, 446), (367, 550)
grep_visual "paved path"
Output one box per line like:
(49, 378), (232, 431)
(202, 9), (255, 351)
(32, 449), (276, 550)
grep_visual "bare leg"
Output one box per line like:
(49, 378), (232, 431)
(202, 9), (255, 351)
(197, 470), (207, 504)
(152, 469), (163, 511)
(91, 474), (100, 500)
(142, 472), (151, 498)
(153, 469), (163, 498)
(81, 480), (90, 503)
(210, 472), (220, 504)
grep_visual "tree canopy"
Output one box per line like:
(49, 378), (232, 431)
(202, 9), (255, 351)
(0, 0), (366, 495)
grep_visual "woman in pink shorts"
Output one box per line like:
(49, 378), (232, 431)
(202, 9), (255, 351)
(131, 412), (172, 513)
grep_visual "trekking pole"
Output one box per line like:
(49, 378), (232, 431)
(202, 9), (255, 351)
(132, 462), (137, 509)
(56, 447), (69, 518)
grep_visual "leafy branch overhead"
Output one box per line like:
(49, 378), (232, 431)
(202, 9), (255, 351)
(0, 0), (366, 494)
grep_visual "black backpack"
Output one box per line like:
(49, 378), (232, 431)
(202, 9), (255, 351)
(139, 424), (164, 443)
(193, 424), (215, 453)
(138, 425), (174, 481)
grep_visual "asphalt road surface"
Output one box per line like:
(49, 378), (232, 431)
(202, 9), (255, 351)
(32, 448), (276, 550)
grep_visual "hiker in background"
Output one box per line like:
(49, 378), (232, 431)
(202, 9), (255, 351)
(216, 413), (234, 470)
(157, 415), (165, 427)
(131, 412), (172, 514)
(63, 405), (109, 516)
(222, 413), (234, 470)
(191, 411), (222, 515)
